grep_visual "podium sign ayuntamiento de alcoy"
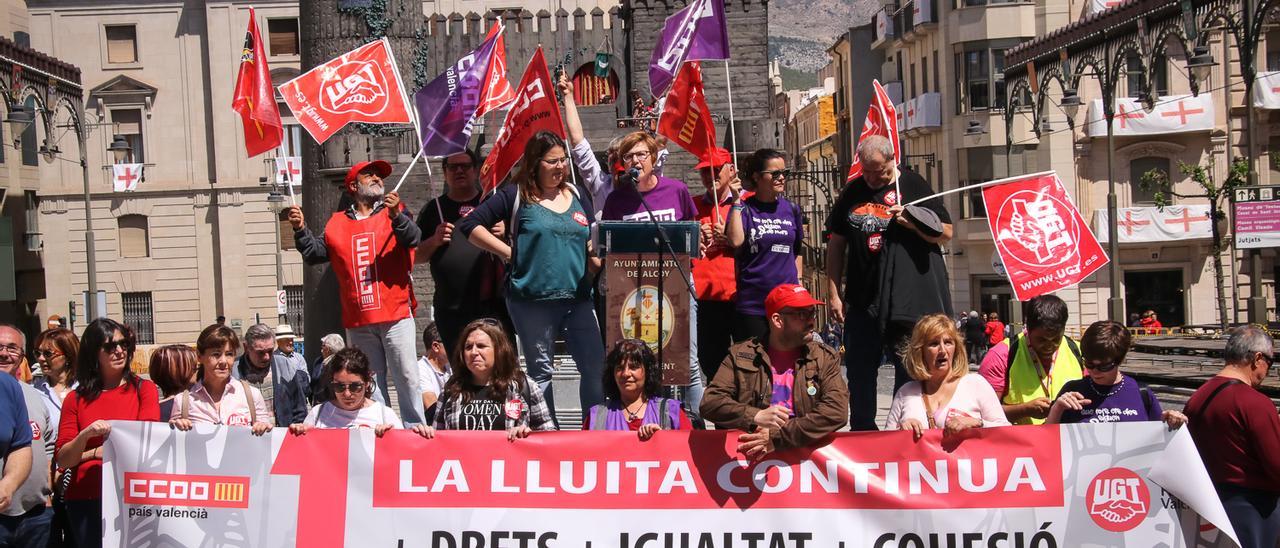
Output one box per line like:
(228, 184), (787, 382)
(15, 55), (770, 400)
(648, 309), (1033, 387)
(595, 221), (700, 386)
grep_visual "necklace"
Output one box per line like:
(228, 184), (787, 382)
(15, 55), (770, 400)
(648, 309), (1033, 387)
(623, 399), (646, 421)
(1087, 376), (1125, 398)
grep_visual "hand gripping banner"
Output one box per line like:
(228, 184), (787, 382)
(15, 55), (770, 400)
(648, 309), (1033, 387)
(982, 171), (1109, 300)
(104, 421), (1237, 548)
(278, 38), (413, 145)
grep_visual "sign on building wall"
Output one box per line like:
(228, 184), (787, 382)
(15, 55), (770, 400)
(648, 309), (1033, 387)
(1234, 186), (1280, 249)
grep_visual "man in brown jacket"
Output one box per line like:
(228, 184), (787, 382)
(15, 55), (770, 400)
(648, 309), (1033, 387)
(702, 284), (849, 457)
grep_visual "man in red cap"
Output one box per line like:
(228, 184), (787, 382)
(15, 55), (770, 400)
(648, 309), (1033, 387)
(692, 147), (742, 382)
(287, 160), (425, 424)
(701, 284), (848, 457)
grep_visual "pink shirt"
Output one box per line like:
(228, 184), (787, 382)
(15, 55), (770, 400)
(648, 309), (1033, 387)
(179, 380), (272, 427)
(978, 339), (1011, 397)
(885, 373), (1010, 430)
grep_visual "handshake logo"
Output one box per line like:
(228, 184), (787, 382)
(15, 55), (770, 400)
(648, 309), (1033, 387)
(1086, 467), (1150, 532)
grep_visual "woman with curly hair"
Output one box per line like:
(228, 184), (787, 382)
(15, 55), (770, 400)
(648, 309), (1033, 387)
(584, 339), (691, 439)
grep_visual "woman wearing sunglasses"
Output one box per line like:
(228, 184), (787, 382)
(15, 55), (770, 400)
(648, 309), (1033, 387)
(55, 318), (159, 547)
(725, 148), (805, 341)
(1046, 320), (1187, 428)
(289, 348), (430, 437)
(168, 325), (273, 436)
(32, 328), (78, 438)
(458, 131), (604, 425)
(585, 339), (692, 439)
(420, 320), (555, 440)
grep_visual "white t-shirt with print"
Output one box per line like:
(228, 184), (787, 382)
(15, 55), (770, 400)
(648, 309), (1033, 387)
(303, 401), (404, 429)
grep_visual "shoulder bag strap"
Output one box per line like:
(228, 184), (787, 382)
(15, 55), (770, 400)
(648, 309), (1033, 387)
(658, 398), (673, 430)
(241, 380), (257, 424)
(1200, 379), (1244, 412)
(591, 405), (609, 430)
(180, 392), (190, 421)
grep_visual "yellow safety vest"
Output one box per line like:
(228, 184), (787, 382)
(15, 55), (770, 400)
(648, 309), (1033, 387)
(1001, 333), (1084, 425)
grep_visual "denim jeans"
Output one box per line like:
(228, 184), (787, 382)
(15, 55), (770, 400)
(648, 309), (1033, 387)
(683, 298), (704, 422)
(347, 316), (425, 424)
(0, 505), (50, 548)
(64, 500), (100, 548)
(506, 297), (606, 422)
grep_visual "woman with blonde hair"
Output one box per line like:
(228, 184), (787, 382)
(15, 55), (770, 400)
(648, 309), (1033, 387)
(885, 314), (1009, 439)
(33, 327), (80, 432)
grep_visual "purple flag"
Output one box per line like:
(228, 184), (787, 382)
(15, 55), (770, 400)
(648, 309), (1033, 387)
(647, 0), (730, 97)
(415, 29), (501, 156)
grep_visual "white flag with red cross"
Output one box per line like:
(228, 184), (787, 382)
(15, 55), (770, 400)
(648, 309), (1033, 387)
(1093, 205), (1213, 243)
(275, 156), (302, 187)
(112, 163), (143, 192)
(1252, 71), (1280, 109)
(1085, 94), (1214, 137)
(982, 171), (1109, 300)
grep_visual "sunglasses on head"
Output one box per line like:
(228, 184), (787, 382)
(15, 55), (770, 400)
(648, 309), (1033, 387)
(330, 381), (367, 395)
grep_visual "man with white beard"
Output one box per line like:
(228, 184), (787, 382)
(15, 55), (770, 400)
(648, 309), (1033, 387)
(287, 160), (425, 424)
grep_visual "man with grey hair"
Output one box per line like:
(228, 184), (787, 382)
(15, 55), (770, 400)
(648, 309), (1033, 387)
(0, 323), (48, 545)
(825, 134), (953, 431)
(234, 323), (310, 426)
(308, 334), (347, 403)
(1184, 325), (1280, 548)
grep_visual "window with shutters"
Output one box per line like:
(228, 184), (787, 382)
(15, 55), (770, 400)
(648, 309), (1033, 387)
(267, 18), (299, 57)
(285, 285), (304, 336)
(105, 25), (138, 65)
(118, 214), (149, 258)
(122, 292), (154, 344)
(111, 108), (144, 163)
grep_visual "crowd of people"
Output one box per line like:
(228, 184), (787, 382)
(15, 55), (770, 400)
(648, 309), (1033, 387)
(0, 80), (1277, 546)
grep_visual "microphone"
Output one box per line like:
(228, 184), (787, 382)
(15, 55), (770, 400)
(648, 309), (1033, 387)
(623, 167), (641, 190)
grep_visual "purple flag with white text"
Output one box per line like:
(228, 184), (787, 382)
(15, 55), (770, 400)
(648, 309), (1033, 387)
(647, 0), (729, 97)
(415, 25), (504, 156)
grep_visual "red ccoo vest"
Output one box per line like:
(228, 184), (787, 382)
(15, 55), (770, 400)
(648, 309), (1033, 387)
(322, 210), (417, 328)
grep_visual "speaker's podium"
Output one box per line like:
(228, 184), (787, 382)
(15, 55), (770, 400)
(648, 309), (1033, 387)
(594, 221), (699, 387)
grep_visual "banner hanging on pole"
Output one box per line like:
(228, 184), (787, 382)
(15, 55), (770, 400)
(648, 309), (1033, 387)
(479, 47), (565, 192)
(982, 171), (1108, 300)
(102, 421), (1237, 548)
(278, 39), (413, 145)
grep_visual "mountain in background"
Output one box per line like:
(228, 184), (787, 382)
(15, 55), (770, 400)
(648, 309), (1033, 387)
(769, 0), (879, 89)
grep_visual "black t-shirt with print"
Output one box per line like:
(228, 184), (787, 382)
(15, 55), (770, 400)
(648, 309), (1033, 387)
(416, 195), (501, 310)
(825, 169), (950, 312)
(456, 386), (506, 431)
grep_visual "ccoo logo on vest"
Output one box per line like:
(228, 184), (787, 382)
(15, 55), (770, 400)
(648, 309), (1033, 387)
(352, 232), (381, 311)
(320, 60), (391, 117)
(1086, 467), (1151, 532)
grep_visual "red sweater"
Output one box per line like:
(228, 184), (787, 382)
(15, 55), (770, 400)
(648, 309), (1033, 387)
(316, 210), (418, 328)
(692, 192), (740, 302)
(1184, 376), (1280, 492)
(56, 379), (160, 500)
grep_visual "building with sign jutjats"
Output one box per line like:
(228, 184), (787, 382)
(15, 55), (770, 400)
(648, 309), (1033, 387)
(865, 0), (1276, 328)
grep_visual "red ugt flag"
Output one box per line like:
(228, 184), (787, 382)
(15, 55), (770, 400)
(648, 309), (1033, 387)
(982, 172), (1109, 300)
(231, 8), (283, 158)
(279, 39), (413, 145)
(657, 62), (717, 162)
(475, 23), (516, 118)
(847, 80), (899, 182)
(479, 48), (565, 192)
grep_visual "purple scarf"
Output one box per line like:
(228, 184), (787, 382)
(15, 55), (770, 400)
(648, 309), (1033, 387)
(587, 398), (680, 431)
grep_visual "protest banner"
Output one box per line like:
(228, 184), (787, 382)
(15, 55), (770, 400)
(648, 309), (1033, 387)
(479, 47), (564, 192)
(104, 421), (1236, 548)
(982, 171), (1108, 300)
(647, 0), (729, 97)
(278, 38), (413, 145)
(846, 80), (899, 183)
(415, 23), (513, 156)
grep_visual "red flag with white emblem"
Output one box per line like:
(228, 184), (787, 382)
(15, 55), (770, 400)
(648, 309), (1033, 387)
(113, 163), (144, 192)
(847, 80), (900, 182)
(982, 171), (1108, 300)
(479, 48), (565, 192)
(231, 8), (284, 158)
(278, 38), (413, 145)
(475, 23), (516, 118)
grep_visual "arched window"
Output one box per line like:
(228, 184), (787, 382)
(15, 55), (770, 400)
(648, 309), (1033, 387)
(118, 214), (149, 258)
(1129, 156), (1170, 205)
(572, 63), (619, 106)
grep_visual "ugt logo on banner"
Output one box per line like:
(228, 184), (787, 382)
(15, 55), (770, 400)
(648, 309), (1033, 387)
(279, 38), (413, 145)
(982, 171), (1108, 300)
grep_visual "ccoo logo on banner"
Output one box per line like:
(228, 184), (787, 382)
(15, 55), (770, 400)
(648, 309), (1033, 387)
(982, 171), (1109, 300)
(103, 421), (1238, 548)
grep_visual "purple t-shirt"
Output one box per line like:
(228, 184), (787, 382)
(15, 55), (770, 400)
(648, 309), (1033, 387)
(1054, 374), (1162, 423)
(601, 176), (698, 222)
(735, 196), (803, 315)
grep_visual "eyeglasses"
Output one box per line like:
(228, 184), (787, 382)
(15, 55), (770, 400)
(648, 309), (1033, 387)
(779, 308), (816, 320)
(622, 151), (651, 162)
(0, 344), (21, 356)
(330, 381), (367, 394)
(764, 169), (792, 180)
(444, 162), (474, 171)
(33, 349), (62, 360)
(1083, 359), (1120, 372)
(541, 157), (569, 167)
(1259, 352), (1275, 368)
(101, 339), (132, 354)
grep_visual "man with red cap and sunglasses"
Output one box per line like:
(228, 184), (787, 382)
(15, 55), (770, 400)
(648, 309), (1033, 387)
(702, 284), (848, 458)
(287, 160), (425, 425)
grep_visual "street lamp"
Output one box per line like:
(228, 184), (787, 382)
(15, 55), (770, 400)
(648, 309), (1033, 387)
(5, 105), (132, 321)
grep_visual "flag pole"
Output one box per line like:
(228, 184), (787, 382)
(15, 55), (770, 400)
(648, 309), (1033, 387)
(723, 60), (738, 169)
(903, 170), (1057, 207)
(390, 148), (425, 194)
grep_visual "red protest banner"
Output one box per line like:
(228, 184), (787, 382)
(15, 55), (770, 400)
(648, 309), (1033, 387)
(480, 47), (565, 192)
(982, 172), (1108, 300)
(475, 23), (516, 118)
(278, 39), (413, 145)
(657, 62), (716, 163)
(231, 8), (283, 158)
